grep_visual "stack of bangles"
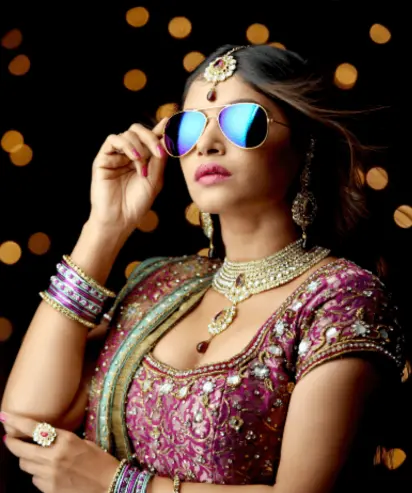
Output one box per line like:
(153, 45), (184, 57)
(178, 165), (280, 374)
(39, 254), (117, 329)
(108, 459), (181, 493)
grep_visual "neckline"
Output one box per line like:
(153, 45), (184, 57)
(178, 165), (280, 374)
(146, 257), (346, 377)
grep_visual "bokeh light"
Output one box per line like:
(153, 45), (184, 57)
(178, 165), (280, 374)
(246, 23), (270, 44)
(8, 54), (30, 75)
(156, 103), (178, 122)
(183, 51), (205, 72)
(124, 69), (147, 91)
(366, 167), (388, 190)
(137, 210), (159, 232)
(198, 248), (209, 257)
(126, 7), (149, 27)
(394, 205), (412, 229)
(1, 28), (23, 49)
(1, 130), (24, 153)
(383, 449), (407, 470)
(268, 41), (286, 50)
(334, 63), (358, 90)
(0, 241), (22, 265)
(28, 232), (51, 255)
(185, 203), (201, 226)
(0, 318), (13, 342)
(125, 261), (141, 278)
(402, 360), (411, 383)
(168, 17), (192, 39)
(10, 144), (33, 166)
(370, 23), (391, 44)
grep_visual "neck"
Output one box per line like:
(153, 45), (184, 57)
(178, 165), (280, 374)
(218, 202), (300, 262)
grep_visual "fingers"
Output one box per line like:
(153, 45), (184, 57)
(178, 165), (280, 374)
(4, 435), (48, 462)
(128, 122), (167, 159)
(0, 412), (42, 438)
(101, 134), (142, 164)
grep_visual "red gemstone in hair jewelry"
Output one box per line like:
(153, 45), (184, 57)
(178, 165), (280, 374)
(40, 432), (49, 437)
(213, 58), (225, 68)
(206, 88), (217, 101)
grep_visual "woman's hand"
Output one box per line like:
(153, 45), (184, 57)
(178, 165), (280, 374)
(89, 118), (169, 236)
(2, 412), (119, 493)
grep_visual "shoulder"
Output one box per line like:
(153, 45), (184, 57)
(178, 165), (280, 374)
(295, 257), (405, 383)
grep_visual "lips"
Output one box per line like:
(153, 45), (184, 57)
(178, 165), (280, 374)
(195, 163), (232, 181)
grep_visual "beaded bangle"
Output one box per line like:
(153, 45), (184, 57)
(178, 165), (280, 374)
(63, 254), (116, 298)
(108, 459), (128, 493)
(39, 255), (117, 329)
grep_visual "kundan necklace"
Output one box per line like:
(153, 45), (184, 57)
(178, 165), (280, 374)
(196, 239), (331, 353)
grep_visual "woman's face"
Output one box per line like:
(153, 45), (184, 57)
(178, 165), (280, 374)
(179, 74), (301, 216)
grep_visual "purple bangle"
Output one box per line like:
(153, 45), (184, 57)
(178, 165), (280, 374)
(50, 275), (103, 316)
(47, 285), (96, 322)
(54, 271), (104, 307)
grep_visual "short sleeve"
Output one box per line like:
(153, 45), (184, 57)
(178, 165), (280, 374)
(295, 269), (405, 383)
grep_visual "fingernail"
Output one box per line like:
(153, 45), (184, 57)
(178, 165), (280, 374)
(142, 165), (148, 178)
(132, 148), (141, 159)
(157, 145), (166, 158)
(0, 412), (6, 423)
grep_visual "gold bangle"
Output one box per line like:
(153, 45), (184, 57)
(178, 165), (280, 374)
(173, 475), (181, 493)
(107, 458), (128, 493)
(63, 254), (117, 298)
(39, 291), (97, 329)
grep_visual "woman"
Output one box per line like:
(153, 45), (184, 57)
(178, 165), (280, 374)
(0, 44), (406, 493)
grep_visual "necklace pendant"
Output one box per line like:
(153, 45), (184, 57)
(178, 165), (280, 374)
(196, 340), (209, 353)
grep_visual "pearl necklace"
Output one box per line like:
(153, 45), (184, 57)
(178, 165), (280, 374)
(196, 239), (331, 353)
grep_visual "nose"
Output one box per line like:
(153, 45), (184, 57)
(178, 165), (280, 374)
(195, 117), (226, 156)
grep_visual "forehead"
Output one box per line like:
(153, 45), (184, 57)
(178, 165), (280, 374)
(183, 74), (272, 110)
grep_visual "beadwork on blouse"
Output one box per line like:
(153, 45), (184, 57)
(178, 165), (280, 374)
(84, 255), (405, 486)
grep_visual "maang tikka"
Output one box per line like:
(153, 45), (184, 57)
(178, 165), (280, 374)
(291, 137), (317, 248)
(203, 46), (247, 101)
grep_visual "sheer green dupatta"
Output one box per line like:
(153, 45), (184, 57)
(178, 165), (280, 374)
(93, 255), (219, 460)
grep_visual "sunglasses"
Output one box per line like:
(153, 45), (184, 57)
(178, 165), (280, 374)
(162, 102), (288, 158)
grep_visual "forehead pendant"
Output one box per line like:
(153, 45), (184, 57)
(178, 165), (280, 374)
(203, 46), (246, 102)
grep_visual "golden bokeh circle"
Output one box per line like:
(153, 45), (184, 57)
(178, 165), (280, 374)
(268, 41), (286, 50)
(394, 205), (412, 229)
(168, 17), (192, 38)
(366, 167), (388, 190)
(183, 51), (205, 72)
(185, 203), (201, 226)
(0, 318), (13, 342)
(246, 23), (270, 44)
(197, 248), (210, 257)
(0, 241), (22, 265)
(1, 130), (24, 153)
(370, 24), (391, 44)
(156, 103), (178, 122)
(125, 261), (141, 278)
(126, 7), (150, 27)
(334, 63), (358, 90)
(137, 210), (159, 232)
(1, 29), (23, 49)
(8, 54), (31, 76)
(10, 144), (33, 166)
(383, 448), (407, 470)
(124, 69), (147, 91)
(28, 232), (51, 255)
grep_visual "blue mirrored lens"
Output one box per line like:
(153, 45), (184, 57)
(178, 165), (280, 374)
(219, 103), (267, 148)
(164, 111), (206, 157)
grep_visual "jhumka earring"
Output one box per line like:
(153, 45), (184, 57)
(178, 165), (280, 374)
(203, 46), (247, 101)
(291, 137), (317, 248)
(200, 211), (215, 258)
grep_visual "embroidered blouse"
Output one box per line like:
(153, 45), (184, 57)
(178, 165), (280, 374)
(84, 256), (404, 486)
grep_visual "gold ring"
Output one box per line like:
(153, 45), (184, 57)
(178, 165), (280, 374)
(32, 422), (57, 447)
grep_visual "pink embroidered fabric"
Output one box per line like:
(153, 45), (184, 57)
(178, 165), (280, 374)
(85, 257), (404, 486)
